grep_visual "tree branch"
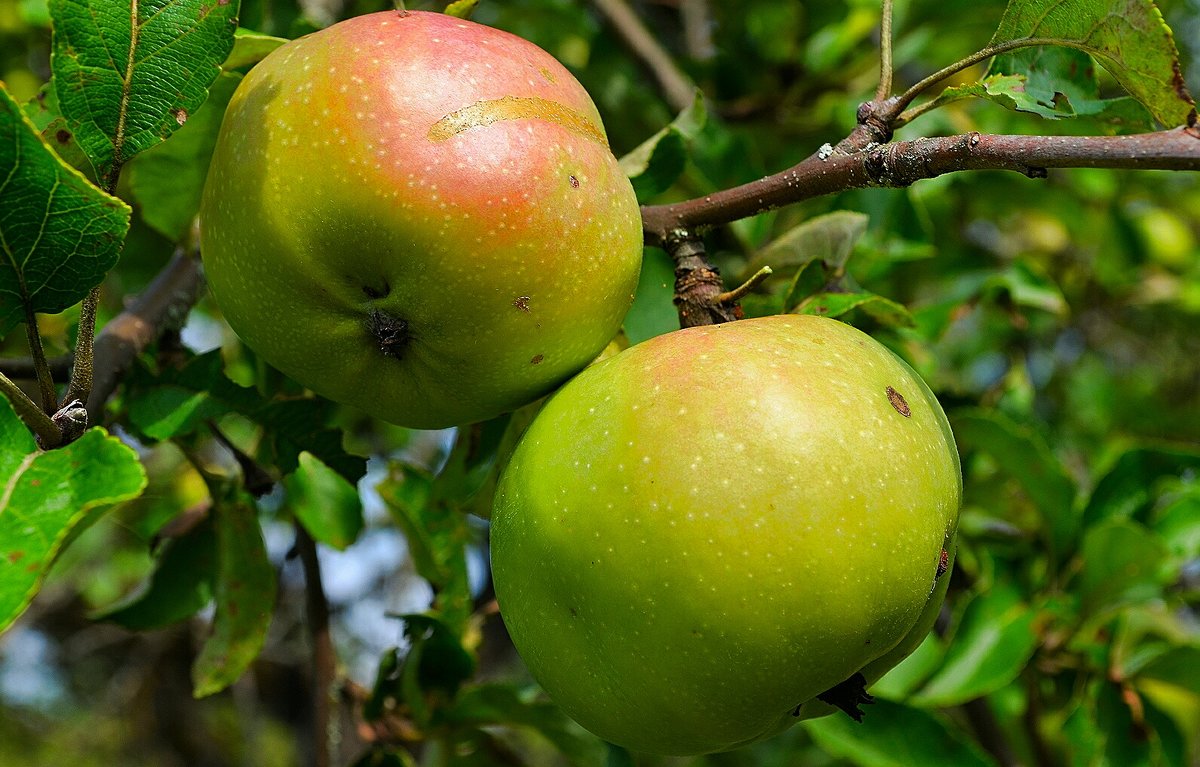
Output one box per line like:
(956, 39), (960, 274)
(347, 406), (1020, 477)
(296, 522), (336, 767)
(592, 0), (697, 114)
(86, 247), (206, 426)
(679, 0), (716, 61)
(641, 127), (1200, 244)
(0, 354), (73, 381)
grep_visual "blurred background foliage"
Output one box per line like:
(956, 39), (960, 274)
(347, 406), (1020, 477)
(1, 0), (1198, 765)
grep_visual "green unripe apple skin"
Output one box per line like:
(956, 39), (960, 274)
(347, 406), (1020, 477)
(200, 11), (642, 429)
(491, 315), (961, 755)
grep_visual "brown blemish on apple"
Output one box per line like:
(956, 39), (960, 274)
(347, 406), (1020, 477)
(427, 96), (607, 145)
(530, 354), (544, 365)
(367, 309), (410, 359)
(513, 295), (531, 312)
(569, 175), (580, 189)
(936, 548), (949, 578)
(885, 386), (910, 417)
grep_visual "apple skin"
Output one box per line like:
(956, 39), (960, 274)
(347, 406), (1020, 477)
(490, 315), (961, 755)
(199, 11), (642, 429)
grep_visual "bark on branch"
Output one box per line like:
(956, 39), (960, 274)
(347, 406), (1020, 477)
(642, 126), (1200, 246)
(85, 248), (206, 425)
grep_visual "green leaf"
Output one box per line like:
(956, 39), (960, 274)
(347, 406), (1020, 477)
(1076, 519), (1171, 617)
(988, 47), (1157, 129)
(285, 451), (364, 551)
(0, 395), (147, 634)
(446, 684), (608, 767)
(0, 83), (131, 336)
(618, 91), (705, 201)
(444, 0), (480, 20)
(94, 512), (217, 630)
(21, 83), (97, 180)
(792, 291), (916, 327)
(803, 698), (997, 767)
(128, 72), (241, 241)
(223, 28), (287, 70)
(403, 614), (476, 698)
(744, 210), (869, 280)
(1083, 443), (1200, 529)
(930, 68), (1155, 131)
(127, 350), (367, 485)
(49, 0), (240, 185)
(989, 0), (1195, 127)
(981, 261), (1068, 317)
(378, 465), (473, 630)
(952, 409), (1079, 559)
(908, 585), (1038, 707)
(192, 482), (276, 698)
(1136, 646), (1200, 695)
(1153, 488), (1200, 559)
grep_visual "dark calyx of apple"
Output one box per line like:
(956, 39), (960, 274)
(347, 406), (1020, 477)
(809, 672), (876, 722)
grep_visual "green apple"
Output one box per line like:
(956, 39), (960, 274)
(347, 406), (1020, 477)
(199, 11), (642, 429)
(490, 315), (961, 755)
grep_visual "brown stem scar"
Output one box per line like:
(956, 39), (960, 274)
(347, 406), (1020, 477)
(886, 386), (910, 417)
(937, 548), (950, 578)
(367, 310), (410, 359)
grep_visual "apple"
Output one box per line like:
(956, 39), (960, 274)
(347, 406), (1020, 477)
(199, 10), (643, 429)
(490, 315), (961, 755)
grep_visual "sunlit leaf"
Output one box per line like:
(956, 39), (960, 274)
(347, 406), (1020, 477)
(49, 0), (240, 185)
(0, 396), (147, 634)
(285, 451), (364, 551)
(909, 585), (1038, 707)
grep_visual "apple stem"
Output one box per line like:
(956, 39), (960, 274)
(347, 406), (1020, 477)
(667, 234), (743, 328)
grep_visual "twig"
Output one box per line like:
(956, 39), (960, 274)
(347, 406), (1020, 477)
(64, 286), (101, 410)
(679, 0), (715, 61)
(0, 354), (73, 381)
(592, 0), (696, 113)
(641, 127), (1200, 244)
(85, 248), (206, 426)
(22, 305), (57, 413)
(715, 266), (773, 305)
(296, 523), (336, 767)
(875, 0), (895, 102)
(0, 371), (61, 446)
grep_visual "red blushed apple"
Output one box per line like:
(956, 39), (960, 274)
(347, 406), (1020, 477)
(200, 10), (643, 428)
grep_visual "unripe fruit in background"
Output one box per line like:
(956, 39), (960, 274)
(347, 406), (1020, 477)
(199, 10), (643, 428)
(491, 315), (961, 755)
